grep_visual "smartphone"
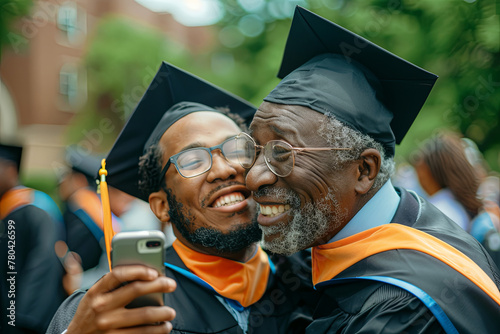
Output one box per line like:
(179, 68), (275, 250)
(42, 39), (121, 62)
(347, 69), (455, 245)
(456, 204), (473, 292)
(111, 230), (166, 308)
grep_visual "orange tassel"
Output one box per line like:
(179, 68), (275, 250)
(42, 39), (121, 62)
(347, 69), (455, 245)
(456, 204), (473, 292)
(99, 159), (114, 272)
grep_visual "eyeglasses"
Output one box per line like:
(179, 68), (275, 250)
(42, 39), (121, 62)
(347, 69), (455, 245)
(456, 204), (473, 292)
(158, 135), (242, 183)
(235, 132), (352, 177)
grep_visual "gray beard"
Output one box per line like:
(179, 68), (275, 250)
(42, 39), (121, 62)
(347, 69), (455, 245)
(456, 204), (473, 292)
(257, 188), (345, 256)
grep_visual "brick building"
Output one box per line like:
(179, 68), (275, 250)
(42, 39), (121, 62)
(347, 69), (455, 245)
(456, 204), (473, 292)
(0, 0), (213, 174)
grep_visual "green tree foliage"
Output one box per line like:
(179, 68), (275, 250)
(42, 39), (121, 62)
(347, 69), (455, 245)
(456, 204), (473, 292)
(66, 15), (192, 151)
(74, 0), (499, 170)
(213, 0), (500, 171)
(0, 0), (33, 57)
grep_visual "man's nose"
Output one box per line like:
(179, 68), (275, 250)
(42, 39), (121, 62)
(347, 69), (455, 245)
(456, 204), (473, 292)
(206, 150), (238, 182)
(245, 153), (278, 191)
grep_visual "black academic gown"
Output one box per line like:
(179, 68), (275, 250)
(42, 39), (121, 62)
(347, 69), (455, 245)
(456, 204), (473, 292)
(0, 205), (66, 334)
(46, 246), (315, 334)
(62, 203), (102, 271)
(307, 188), (500, 334)
(163, 246), (315, 334)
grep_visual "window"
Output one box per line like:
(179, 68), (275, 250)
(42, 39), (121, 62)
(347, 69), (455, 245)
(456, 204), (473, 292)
(59, 63), (86, 111)
(57, 2), (85, 44)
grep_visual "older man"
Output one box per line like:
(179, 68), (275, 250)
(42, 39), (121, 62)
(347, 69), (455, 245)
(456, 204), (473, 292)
(238, 6), (500, 333)
(47, 62), (314, 334)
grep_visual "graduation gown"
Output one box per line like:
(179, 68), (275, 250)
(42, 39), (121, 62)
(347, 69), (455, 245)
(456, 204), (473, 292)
(46, 246), (315, 334)
(0, 205), (66, 334)
(63, 188), (123, 271)
(62, 188), (104, 271)
(307, 188), (500, 333)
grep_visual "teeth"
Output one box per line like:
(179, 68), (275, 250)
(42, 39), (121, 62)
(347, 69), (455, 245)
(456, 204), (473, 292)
(259, 204), (291, 217)
(214, 193), (245, 208)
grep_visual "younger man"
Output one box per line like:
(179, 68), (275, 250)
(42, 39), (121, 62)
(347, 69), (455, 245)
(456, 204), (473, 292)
(47, 62), (313, 334)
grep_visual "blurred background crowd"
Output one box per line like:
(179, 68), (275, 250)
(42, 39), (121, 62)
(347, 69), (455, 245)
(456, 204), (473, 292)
(0, 0), (499, 333)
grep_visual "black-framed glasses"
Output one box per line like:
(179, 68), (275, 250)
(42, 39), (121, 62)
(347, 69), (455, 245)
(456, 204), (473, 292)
(235, 132), (352, 177)
(158, 135), (241, 183)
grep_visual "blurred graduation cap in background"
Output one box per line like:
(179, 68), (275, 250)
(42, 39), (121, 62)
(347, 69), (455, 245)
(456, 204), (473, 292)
(264, 6), (438, 156)
(65, 145), (104, 186)
(104, 61), (257, 201)
(0, 143), (23, 171)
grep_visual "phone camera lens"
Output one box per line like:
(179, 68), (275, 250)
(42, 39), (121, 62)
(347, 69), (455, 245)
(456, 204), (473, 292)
(146, 241), (160, 248)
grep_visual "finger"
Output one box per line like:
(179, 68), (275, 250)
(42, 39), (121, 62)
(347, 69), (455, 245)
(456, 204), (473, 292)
(92, 277), (176, 312)
(64, 252), (83, 275)
(54, 240), (69, 258)
(96, 306), (176, 331)
(91, 265), (159, 293)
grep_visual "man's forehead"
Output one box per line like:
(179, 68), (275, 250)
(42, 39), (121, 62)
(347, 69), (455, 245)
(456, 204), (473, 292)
(161, 114), (240, 153)
(250, 103), (322, 136)
(165, 112), (238, 137)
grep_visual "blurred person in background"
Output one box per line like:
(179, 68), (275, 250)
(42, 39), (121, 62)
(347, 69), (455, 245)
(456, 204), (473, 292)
(462, 137), (500, 229)
(0, 143), (66, 333)
(58, 146), (117, 275)
(0, 143), (64, 240)
(58, 147), (126, 293)
(411, 131), (480, 230)
(412, 131), (500, 265)
(58, 146), (172, 293)
(59, 146), (173, 294)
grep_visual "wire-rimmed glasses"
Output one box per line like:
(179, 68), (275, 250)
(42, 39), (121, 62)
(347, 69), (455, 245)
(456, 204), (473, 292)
(235, 132), (352, 177)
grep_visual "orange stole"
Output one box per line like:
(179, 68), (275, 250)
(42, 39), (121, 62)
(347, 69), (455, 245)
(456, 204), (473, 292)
(71, 188), (105, 230)
(312, 223), (500, 305)
(70, 188), (121, 233)
(0, 188), (33, 219)
(172, 240), (270, 307)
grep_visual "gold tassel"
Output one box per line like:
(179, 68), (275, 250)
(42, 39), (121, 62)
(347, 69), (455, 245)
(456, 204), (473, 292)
(99, 159), (114, 272)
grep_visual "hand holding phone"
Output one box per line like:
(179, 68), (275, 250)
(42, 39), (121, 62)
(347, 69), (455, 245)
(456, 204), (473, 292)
(111, 230), (166, 308)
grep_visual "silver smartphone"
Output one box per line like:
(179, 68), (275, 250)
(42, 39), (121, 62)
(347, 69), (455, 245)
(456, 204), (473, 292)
(111, 230), (166, 308)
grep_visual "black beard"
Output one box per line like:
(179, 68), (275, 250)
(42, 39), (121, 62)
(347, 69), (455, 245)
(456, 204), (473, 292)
(165, 188), (262, 254)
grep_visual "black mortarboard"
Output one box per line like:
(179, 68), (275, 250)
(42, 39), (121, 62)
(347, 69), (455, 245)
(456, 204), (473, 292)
(264, 6), (438, 156)
(0, 144), (23, 171)
(104, 62), (257, 201)
(65, 145), (104, 185)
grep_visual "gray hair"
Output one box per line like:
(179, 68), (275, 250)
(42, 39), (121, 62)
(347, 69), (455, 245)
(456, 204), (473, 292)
(318, 113), (395, 190)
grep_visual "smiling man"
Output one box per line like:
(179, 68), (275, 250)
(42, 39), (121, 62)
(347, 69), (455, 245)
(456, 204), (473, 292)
(239, 6), (500, 334)
(47, 62), (313, 334)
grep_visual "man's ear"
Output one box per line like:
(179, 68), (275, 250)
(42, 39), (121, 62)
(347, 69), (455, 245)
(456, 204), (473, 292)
(149, 190), (170, 222)
(355, 148), (381, 195)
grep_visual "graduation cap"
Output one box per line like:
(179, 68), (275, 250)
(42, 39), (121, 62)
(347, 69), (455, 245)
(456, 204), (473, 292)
(104, 61), (257, 201)
(65, 145), (104, 185)
(264, 6), (438, 156)
(0, 143), (23, 171)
